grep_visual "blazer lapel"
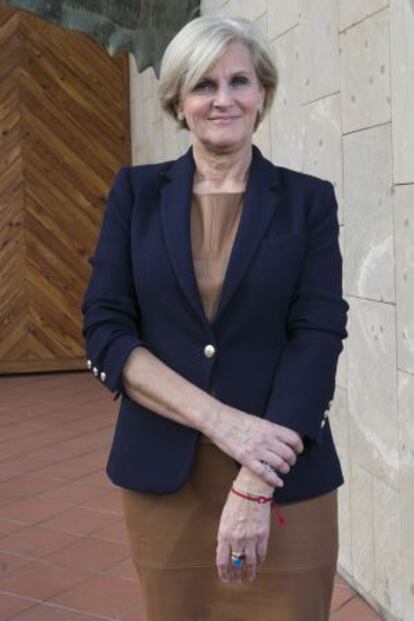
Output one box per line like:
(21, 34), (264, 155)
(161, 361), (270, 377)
(160, 146), (282, 327)
(160, 149), (208, 323)
(213, 146), (282, 324)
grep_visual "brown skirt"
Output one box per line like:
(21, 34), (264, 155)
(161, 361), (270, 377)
(121, 437), (338, 621)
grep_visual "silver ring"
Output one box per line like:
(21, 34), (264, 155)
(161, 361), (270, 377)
(260, 460), (278, 475)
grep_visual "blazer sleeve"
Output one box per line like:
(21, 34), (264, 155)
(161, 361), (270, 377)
(263, 180), (349, 450)
(81, 166), (148, 399)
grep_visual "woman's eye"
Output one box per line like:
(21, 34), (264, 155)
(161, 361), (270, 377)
(193, 80), (214, 92)
(232, 75), (249, 87)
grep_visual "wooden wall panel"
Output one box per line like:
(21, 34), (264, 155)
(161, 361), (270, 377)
(0, 7), (131, 373)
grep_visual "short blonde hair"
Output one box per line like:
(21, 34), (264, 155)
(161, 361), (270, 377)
(158, 15), (278, 130)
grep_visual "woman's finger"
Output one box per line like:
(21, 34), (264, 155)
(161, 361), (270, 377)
(263, 450), (291, 474)
(256, 537), (269, 567)
(242, 541), (257, 582)
(253, 459), (284, 487)
(216, 540), (231, 583)
(270, 441), (298, 466)
(229, 546), (244, 583)
(275, 427), (304, 454)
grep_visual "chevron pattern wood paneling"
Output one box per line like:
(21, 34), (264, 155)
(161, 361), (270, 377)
(0, 7), (131, 373)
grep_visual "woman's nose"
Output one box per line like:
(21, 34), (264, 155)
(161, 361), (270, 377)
(212, 84), (233, 107)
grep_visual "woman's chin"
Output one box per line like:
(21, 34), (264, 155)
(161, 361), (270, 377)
(200, 133), (251, 154)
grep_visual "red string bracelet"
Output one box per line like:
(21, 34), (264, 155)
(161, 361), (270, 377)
(230, 486), (287, 526)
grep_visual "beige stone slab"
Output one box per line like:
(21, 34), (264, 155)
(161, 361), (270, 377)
(200, 0), (226, 15)
(152, 120), (164, 163)
(129, 52), (138, 78)
(399, 371), (414, 560)
(253, 9), (267, 37)
(391, 0), (414, 184)
(343, 124), (394, 303)
(130, 95), (145, 150)
(336, 341), (348, 390)
(339, 0), (389, 31)
(402, 554), (414, 621)
(399, 371), (414, 619)
(373, 478), (402, 618)
(350, 463), (374, 592)
(254, 114), (271, 160)
(330, 388), (351, 575)
(302, 94), (343, 222)
(394, 185), (414, 374)
(338, 474), (352, 575)
(240, 0), (267, 20)
(130, 69), (144, 103)
(330, 386), (349, 464)
(300, 0), (340, 103)
(162, 116), (191, 162)
(221, 0), (241, 16)
(142, 66), (155, 101)
(268, 0), (300, 40)
(348, 297), (399, 488)
(270, 29), (305, 171)
(337, 229), (348, 389)
(340, 10), (391, 133)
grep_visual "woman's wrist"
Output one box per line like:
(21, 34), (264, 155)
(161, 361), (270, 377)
(235, 465), (275, 496)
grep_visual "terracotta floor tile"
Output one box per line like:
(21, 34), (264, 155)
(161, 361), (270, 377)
(39, 506), (120, 536)
(93, 519), (130, 544)
(34, 481), (104, 507)
(0, 525), (79, 559)
(46, 535), (130, 572)
(0, 593), (36, 619)
(334, 574), (350, 588)
(0, 520), (23, 537)
(8, 603), (109, 620)
(0, 558), (90, 600)
(330, 580), (355, 613)
(78, 470), (112, 488)
(50, 573), (140, 617)
(0, 455), (54, 475)
(0, 475), (62, 499)
(35, 451), (105, 481)
(105, 556), (138, 582)
(0, 498), (67, 526)
(81, 488), (123, 514)
(0, 496), (17, 509)
(331, 596), (382, 620)
(0, 466), (23, 482)
(0, 550), (31, 574)
(120, 604), (148, 621)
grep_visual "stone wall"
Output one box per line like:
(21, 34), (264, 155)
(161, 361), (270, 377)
(128, 1), (414, 619)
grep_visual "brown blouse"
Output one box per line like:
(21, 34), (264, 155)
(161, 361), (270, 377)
(191, 191), (244, 444)
(190, 191), (244, 323)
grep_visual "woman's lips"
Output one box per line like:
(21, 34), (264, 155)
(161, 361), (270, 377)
(208, 116), (241, 124)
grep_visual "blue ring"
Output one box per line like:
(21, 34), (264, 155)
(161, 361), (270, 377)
(231, 558), (243, 568)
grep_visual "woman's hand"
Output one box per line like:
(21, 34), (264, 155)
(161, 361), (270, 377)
(216, 488), (272, 583)
(204, 405), (304, 487)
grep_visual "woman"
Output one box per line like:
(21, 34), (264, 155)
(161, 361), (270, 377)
(82, 15), (349, 621)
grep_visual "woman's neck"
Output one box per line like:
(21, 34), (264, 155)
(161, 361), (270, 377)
(192, 141), (252, 194)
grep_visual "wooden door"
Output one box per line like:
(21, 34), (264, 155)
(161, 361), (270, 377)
(0, 7), (131, 373)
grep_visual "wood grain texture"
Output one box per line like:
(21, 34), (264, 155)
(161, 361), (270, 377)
(0, 7), (130, 373)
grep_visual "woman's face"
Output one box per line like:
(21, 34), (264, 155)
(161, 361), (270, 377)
(179, 41), (265, 154)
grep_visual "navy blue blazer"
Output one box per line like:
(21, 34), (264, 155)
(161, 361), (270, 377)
(82, 145), (349, 503)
